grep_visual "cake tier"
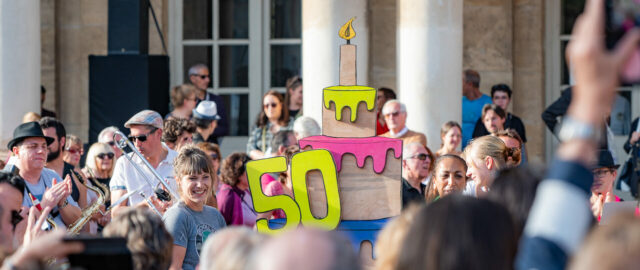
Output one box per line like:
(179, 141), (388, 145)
(322, 86), (376, 138)
(300, 136), (402, 220)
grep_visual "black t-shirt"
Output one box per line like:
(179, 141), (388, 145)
(472, 113), (527, 143)
(289, 109), (300, 119)
(402, 178), (426, 208)
(62, 162), (81, 202)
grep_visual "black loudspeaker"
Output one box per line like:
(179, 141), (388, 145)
(88, 55), (169, 144)
(108, 0), (149, 54)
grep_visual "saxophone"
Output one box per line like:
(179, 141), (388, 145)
(67, 171), (106, 234)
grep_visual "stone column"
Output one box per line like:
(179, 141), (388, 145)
(0, 1), (40, 149)
(302, 0), (369, 128)
(397, 0), (463, 151)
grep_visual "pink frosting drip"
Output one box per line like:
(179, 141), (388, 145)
(299, 136), (402, 173)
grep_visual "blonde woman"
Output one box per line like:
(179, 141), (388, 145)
(463, 135), (519, 197)
(82, 142), (116, 231)
(436, 121), (462, 157)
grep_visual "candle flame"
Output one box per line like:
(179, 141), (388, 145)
(339, 17), (356, 40)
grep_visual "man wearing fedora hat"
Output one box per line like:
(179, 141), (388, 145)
(110, 110), (178, 216)
(192, 101), (222, 144)
(590, 150), (621, 220)
(4, 122), (81, 230)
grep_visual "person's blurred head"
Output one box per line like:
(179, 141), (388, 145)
(197, 142), (222, 173)
(462, 69), (480, 95)
(199, 227), (266, 270)
(396, 195), (516, 270)
(63, 134), (83, 167)
(257, 90), (289, 128)
(271, 130), (297, 156)
(285, 76), (303, 108)
(293, 116), (321, 140)
(402, 142), (431, 182)
(482, 104), (506, 134)
(375, 205), (420, 270)
(0, 172), (25, 253)
(494, 129), (523, 166)
(188, 64), (210, 92)
(22, 112), (40, 123)
(39, 117), (66, 163)
(170, 84), (198, 112)
(162, 118), (196, 151)
(425, 155), (467, 202)
(491, 84), (512, 111)
(252, 228), (360, 270)
(376, 87), (396, 113)
(570, 212), (640, 270)
(278, 145), (301, 190)
(440, 121), (462, 151)
(463, 135), (517, 191)
(220, 152), (250, 190)
(85, 142), (115, 177)
(103, 208), (173, 270)
(382, 100), (407, 133)
(174, 146), (214, 208)
(486, 165), (542, 240)
(591, 150), (619, 195)
(98, 126), (123, 159)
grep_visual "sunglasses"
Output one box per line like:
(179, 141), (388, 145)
(408, 153), (429, 161)
(11, 210), (23, 230)
(263, 103), (279, 109)
(106, 141), (115, 146)
(192, 74), (209, 79)
(384, 111), (402, 117)
(128, 129), (157, 143)
(97, 152), (115, 159)
(66, 148), (83, 155)
(210, 153), (219, 160)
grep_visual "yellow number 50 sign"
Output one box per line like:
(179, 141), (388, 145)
(246, 149), (342, 234)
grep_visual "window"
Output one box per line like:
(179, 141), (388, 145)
(546, 0), (638, 162)
(170, 0), (301, 153)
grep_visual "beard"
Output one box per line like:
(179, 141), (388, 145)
(47, 148), (60, 162)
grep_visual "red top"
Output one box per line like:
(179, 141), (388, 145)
(376, 112), (389, 135)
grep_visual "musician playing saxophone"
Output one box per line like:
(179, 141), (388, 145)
(110, 110), (178, 216)
(3, 122), (81, 231)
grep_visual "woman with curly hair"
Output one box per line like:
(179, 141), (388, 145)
(216, 152), (256, 226)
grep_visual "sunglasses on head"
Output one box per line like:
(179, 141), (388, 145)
(11, 210), (23, 230)
(97, 152), (115, 159)
(128, 129), (157, 143)
(408, 153), (429, 161)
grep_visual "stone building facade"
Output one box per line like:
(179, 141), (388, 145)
(5, 0), (616, 163)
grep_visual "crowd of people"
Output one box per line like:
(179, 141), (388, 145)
(0, 0), (637, 269)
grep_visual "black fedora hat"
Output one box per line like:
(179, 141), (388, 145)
(594, 150), (620, 169)
(7, 122), (54, 150)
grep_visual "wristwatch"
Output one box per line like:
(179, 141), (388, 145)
(58, 199), (69, 209)
(558, 116), (602, 143)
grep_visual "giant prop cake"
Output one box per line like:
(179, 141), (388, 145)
(246, 18), (402, 263)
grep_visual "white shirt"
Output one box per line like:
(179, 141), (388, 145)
(389, 126), (409, 138)
(109, 145), (178, 206)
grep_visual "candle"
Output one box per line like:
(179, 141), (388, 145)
(339, 18), (357, 86)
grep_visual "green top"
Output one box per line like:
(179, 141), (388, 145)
(323, 85), (376, 122)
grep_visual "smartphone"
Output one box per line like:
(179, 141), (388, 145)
(63, 236), (133, 270)
(606, 0), (640, 84)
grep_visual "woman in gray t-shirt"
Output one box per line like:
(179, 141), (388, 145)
(163, 146), (226, 270)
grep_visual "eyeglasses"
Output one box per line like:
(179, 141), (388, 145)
(66, 148), (83, 155)
(384, 111), (402, 118)
(97, 153), (115, 159)
(407, 153), (429, 161)
(192, 74), (209, 79)
(263, 103), (279, 109)
(11, 210), (23, 230)
(128, 129), (157, 143)
(593, 169), (613, 178)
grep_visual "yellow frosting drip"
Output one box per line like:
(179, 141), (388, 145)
(323, 86), (376, 122)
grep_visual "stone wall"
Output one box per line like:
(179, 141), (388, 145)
(368, 0), (396, 90)
(41, 0), (168, 142)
